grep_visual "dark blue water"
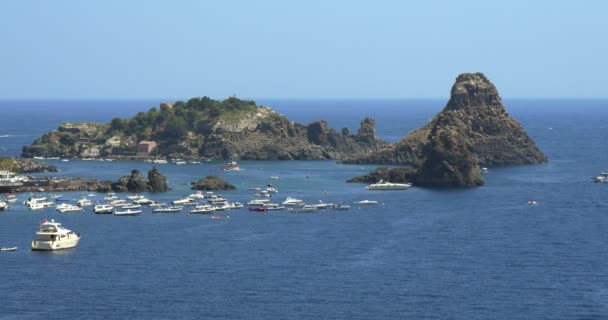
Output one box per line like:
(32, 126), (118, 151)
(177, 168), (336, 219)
(1, 99), (608, 319)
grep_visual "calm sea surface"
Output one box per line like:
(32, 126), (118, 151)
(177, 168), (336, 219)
(1, 99), (608, 319)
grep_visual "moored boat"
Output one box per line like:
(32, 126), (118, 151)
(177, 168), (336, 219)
(153, 206), (183, 213)
(93, 204), (114, 214)
(354, 200), (379, 205)
(1, 246), (17, 252)
(365, 180), (412, 190)
(114, 209), (142, 216)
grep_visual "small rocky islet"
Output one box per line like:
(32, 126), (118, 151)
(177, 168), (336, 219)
(18, 72), (546, 189)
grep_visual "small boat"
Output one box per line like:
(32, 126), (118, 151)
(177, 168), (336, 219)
(528, 199), (538, 205)
(314, 201), (334, 209)
(57, 204), (83, 213)
(127, 194), (144, 200)
(365, 180), (412, 190)
(153, 206), (183, 213)
(175, 161), (187, 165)
(269, 176), (279, 180)
(93, 204), (114, 214)
(592, 172), (608, 182)
(114, 209), (141, 216)
(332, 204), (351, 210)
(282, 197), (304, 206)
(189, 205), (215, 214)
(249, 186), (261, 191)
(31, 219), (80, 251)
(1, 247), (17, 252)
(76, 198), (93, 207)
(173, 197), (195, 205)
(121, 203), (142, 210)
(0, 201), (7, 211)
(247, 199), (270, 206)
(354, 200), (379, 205)
(288, 205), (317, 213)
(134, 197), (154, 205)
(221, 161), (241, 171)
(188, 191), (205, 199)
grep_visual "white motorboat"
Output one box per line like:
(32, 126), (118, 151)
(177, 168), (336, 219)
(188, 191), (205, 199)
(288, 205), (317, 213)
(189, 205), (215, 214)
(592, 172), (608, 182)
(114, 209), (142, 216)
(93, 204), (114, 214)
(332, 204), (351, 210)
(354, 200), (379, 205)
(266, 187), (278, 194)
(221, 161), (241, 171)
(134, 197), (154, 205)
(153, 206), (183, 213)
(365, 180), (412, 190)
(314, 201), (334, 209)
(1, 246), (17, 252)
(247, 199), (270, 206)
(77, 198), (93, 207)
(173, 197), (195, 205)
(31, 219), (80, 251)
(282, 197), (304, 206)
(109, 199), (129, 207)
(127, 194), (144, 200)
(121, 203), (141, 210)
(0, 201), (7, 211)
(58, 204), (83, 213)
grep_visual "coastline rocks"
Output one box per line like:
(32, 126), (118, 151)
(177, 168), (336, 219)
(4, 157), (58, 173)
(111, 168), (168, 193)
(191, 176), (236, 191)
(347, 167), (417, 184)
(347, 72), (547, 188)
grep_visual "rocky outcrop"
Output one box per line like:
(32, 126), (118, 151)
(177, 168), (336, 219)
(22, 98), (387, 161)
(0, 157), (57, 173)
(191, 176), (236, 191)
(147, 167), (168, 192)
(347, 167), (417, 184)
(111, 168), (168, 193)
(348, 73), (547, 187)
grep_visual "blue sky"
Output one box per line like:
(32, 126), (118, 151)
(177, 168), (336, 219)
(0, 0), (606, 99)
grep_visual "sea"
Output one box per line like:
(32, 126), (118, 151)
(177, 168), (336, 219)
(1, 99), (608, 320)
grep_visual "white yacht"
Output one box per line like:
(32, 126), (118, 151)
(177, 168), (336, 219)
(0, 201), (6, 211)
(332, 204), (351, 210)
(31, 219), (80, 251)
(93, 204), (114, 214)
(365, 180), (412, 190)
(282, 197), (304, 206)
(314, 201), (334, 209)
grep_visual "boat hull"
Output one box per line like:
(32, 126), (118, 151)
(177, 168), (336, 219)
(31, 238), (80, 251)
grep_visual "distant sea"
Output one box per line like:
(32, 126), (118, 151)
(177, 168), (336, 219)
(1, 99), (608, 320)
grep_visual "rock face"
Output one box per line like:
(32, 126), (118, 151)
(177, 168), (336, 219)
(147, 167), (168, 192)
(348, 73), (547, 187)
(4, 158), (58, 173)
(22, 97), (387, 161)
(111, 168), (168, 193)
(192, 176), (236, 191)
(346, 167), (417, 184)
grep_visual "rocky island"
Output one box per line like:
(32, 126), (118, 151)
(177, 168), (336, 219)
(191, 176), (236, 191)
(22, 97), (387, 161)
(348, 73), (547, 187)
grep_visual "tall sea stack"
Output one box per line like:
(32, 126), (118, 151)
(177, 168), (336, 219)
(348, 72), (547, 187)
